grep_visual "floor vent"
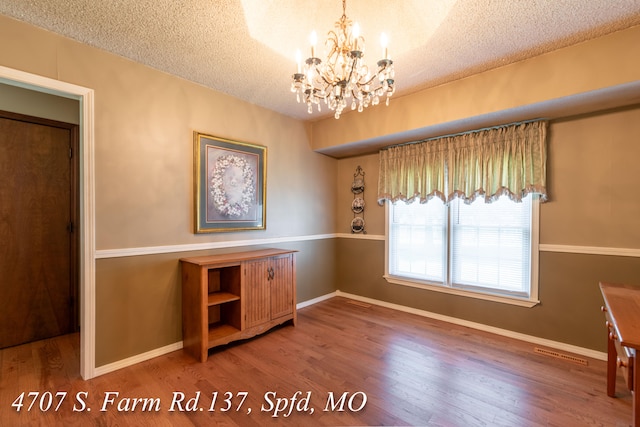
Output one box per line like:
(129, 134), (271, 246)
(346, 300), (372, 309)
(534, 347), (588, 366)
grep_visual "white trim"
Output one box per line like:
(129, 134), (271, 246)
(0, 67), (96, 380)
(530, 196), (540, 302)
(79, 85), (96, 381)
(101, 234), (640, 260)
(296, 292), (337, 309)
(540, 244), (640, 258)
(94, 342), (183, 377)
(335, 233), (385, 241)
(384, 275), (540, 307)
(335, 291), (607, 361)
(96, 234), (337, 258)
(338, 235), (640, 259)
(0, 67), (89, 100)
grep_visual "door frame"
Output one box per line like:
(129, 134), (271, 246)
(0, 65), (96, 379)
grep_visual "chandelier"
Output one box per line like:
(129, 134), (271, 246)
(291, 0), (395, 119)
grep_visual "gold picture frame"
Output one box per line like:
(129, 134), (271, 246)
(194, 132), (266, 233)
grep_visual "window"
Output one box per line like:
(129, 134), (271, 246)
(386, 194), (539, 307)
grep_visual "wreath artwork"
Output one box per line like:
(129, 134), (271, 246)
(194, 132), (266, 233)
(210, 154), (255, 217)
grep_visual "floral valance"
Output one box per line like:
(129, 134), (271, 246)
(377, 120), (548, 204)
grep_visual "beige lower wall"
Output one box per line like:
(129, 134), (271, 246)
(336, 238), (640, 352)
(95, 238), (336, 367)
(96, 253), (183, 367)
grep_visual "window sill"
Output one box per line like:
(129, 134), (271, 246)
(384, 275), (540, 308)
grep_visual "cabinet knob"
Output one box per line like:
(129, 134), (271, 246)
(617, 357), (628, 368)
(609, 331), (618, 341)
(601, 306), (607, 312)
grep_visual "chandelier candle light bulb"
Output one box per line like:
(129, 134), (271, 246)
(352, 22), (360, 50)
(380, 33), (388, 59)
(290, 0), (395, 119)
(310, 30), (317, 58)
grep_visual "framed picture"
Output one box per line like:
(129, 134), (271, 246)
(194, 132), (266, 233)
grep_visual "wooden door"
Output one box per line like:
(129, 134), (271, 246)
(0, 111), (78, 349)
(243, 259), (270, 329)
(270, 254), (294, 320)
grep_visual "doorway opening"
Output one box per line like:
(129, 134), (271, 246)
(0, 111), (79, 348)
(0, 65), (96, 379)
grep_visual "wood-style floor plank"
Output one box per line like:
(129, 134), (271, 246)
(0, 297), (633, 426)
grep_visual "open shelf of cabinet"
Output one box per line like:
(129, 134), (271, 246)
(208, 292), (240, 306)
(180, 248), (297, 362)
(208, 323), (241, 342)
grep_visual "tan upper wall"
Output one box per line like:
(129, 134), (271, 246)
(313, 25), (640, 157)
(543, 107), (640, 248)
(332, 24), (640, 248)
(0, 15), (337, 250)
(0, 83), (79, 124)
(336, 104), (640, 249)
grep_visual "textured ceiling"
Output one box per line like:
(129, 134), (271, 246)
(2, 1), (640, 121)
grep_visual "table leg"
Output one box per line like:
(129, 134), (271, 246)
(633, 352), (638, 427)
(607, 331), (617, 397)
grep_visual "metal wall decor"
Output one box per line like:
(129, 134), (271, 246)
(350, 165), (366, 233)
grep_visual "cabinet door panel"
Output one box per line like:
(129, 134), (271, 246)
(244, 259), (270, 328)
(271, 255), (294, 319)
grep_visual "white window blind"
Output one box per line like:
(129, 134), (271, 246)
(450, 195), (531, 296)
(387, 195), (536, 301)
(389, 199), (446, 282)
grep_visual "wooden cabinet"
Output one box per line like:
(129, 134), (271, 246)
(244, 254), (296, 329)
(180, 249), (296, 362)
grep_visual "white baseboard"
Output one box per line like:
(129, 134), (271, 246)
(94, 341), (183, 377)
(93, 290), (606, 377)
(297, 292), (337, 309)
(335, 290), (607, 361)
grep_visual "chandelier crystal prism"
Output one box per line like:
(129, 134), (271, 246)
(291, 0), (395, 119)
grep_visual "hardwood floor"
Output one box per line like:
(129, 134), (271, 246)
(0, 297), (633, 426)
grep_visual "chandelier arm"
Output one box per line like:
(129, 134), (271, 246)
(361, 61), (393, 86)
(361, 73), (379, 86)
(345, 60), (358, 86)
(310, 77), (330, 99)
(319, 75), (333, 87)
